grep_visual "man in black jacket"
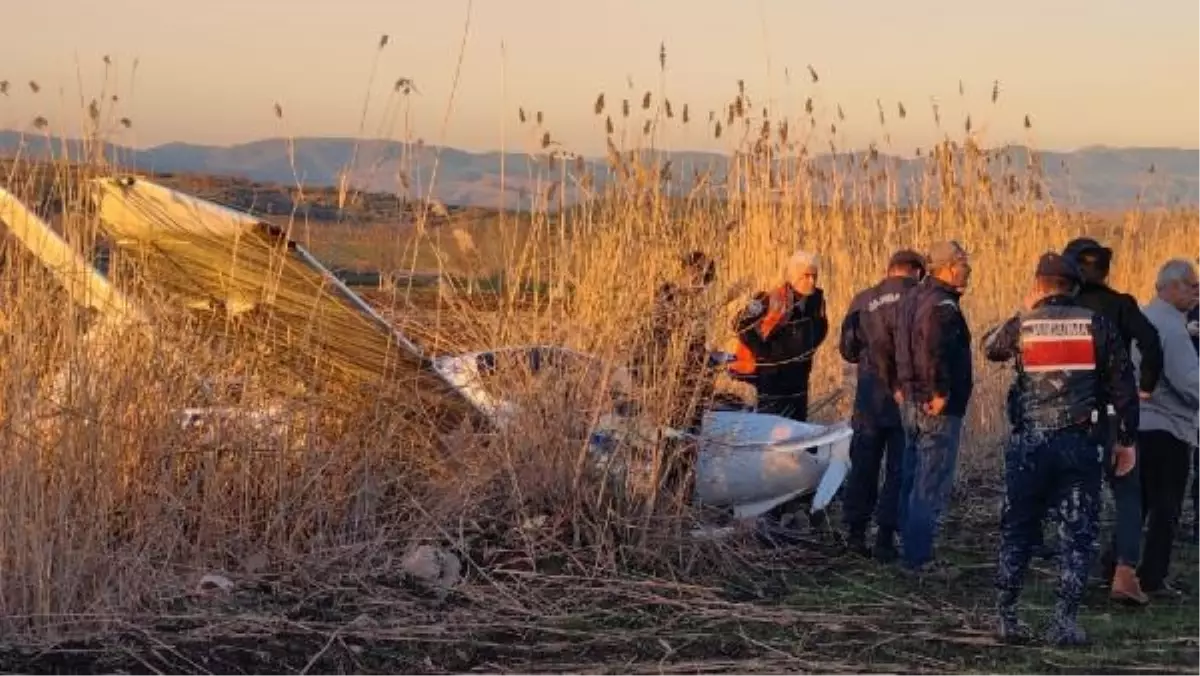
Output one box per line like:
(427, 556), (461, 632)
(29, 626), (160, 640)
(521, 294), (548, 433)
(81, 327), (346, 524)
(838, 249), (926, 561)
(891, 240), (974, 576)
(733, 250), (829, 422)
(984, 252), (1139, 646)
(1060, 237), (1162, 604)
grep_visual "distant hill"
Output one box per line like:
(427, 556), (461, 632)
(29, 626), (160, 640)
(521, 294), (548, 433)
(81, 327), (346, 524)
(0, 131), (1195, 211)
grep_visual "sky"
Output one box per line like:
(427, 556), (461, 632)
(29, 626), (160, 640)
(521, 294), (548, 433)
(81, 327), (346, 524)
(1, 0), (1197, 158)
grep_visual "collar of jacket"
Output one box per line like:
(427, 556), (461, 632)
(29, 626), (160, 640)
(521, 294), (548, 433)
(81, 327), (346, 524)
(926, 276), (963, 297)
(1146, 295), (1186, 317)
(1079, 280), (1113, 295)
(1031, 294), (1075, 310)
(879, 275), (918, 293)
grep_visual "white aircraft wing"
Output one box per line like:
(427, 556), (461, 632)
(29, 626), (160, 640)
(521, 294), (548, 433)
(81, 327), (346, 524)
(0, 186), (144, 325)
(87, 175), (486, 428)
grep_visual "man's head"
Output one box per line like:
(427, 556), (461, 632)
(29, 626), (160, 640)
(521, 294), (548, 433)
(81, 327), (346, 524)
(1062, 237), (1112, 285)
(680, 250), (716, 290)
(1033, 252), (1082, 297)
(1155, 258), (1199, 312)
(887, 249), (927, 280)
(926, 240), (971, 290)
(784, 249), (820, 296)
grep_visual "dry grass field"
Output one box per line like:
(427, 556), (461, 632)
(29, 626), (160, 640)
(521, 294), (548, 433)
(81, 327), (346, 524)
(0, 56), (1197, 673)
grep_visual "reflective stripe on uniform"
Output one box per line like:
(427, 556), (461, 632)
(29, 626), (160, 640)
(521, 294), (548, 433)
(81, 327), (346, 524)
(1020, 318), (1096, 373)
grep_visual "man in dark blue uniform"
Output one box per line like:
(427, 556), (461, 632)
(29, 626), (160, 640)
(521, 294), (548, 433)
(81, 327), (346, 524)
(983, 253), (1139, 646)
(838, 249), (926, 561)
(889, 240), (974, 577)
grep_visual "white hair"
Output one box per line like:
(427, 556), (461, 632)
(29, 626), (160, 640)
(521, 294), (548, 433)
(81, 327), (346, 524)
(784, 250), (820, 277)
(1155, 258), (1196, 291)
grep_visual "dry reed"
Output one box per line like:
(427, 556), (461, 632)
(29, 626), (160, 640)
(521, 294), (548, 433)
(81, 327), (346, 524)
(0, 49), (1195, 674)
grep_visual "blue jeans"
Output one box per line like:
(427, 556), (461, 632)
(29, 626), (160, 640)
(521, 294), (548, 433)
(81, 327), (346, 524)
(899, 402), (964, 569)
(1107, 455), (1143, 567)
(842, 412), (906, 536)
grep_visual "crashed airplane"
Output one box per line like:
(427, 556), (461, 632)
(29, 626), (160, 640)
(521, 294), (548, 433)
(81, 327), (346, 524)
(0, 175), (853, 537)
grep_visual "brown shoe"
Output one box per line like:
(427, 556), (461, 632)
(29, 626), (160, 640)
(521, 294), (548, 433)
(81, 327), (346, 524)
(1109, 564), (1149, 605)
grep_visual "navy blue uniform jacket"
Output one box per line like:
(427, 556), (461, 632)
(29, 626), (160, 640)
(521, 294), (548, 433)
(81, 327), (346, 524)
(839, 275), (919, 428)
(982, 295), (1139, 447)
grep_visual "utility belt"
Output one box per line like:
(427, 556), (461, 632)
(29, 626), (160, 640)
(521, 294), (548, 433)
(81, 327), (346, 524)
(1016, 406), (1102, 438)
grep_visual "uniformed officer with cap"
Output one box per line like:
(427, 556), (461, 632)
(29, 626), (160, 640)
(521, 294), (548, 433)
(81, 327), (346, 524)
(982, 252), (1139, 646)
(838, 248), (927, 561)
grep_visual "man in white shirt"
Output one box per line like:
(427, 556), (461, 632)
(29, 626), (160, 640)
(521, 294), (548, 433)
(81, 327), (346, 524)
(1132, 258), (1200, 596)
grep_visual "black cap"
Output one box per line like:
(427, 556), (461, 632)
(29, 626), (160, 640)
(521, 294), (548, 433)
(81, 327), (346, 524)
(1062, 237), (1112, 263)
(888, 249), (927, 273)
(1036, 252), (1082, 284)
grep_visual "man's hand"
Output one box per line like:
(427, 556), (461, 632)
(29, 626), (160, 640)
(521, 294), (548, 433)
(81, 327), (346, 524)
(924, 394), (947, 416)
(893, 390), (905, 405)
(1138, 390), (1152, 401)
(1112, 444), (1137, 477)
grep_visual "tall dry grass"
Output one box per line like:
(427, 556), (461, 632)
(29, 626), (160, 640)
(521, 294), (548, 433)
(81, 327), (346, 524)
(0, 51), (1195, 644)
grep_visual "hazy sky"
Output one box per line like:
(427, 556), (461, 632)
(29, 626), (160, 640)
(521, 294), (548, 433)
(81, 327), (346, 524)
(2, 0), (1197, 157)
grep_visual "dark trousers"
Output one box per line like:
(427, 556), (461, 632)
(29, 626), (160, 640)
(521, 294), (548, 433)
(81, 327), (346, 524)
(1190, 445), (1198, 537)
(842, 414), (905, 537)
(1056, 464), (1143, 573)
(996, 428), (1102, 620)
(758, 392), (810, 422)
(1136, 430), (1192, 590)
(750, 363), (813, 423)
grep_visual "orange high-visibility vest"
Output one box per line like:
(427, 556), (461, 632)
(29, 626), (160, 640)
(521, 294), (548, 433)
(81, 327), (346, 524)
(730, 285), (792, 376)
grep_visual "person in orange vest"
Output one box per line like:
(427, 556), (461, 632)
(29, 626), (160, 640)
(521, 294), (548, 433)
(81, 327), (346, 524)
(731, 250), (829, 422)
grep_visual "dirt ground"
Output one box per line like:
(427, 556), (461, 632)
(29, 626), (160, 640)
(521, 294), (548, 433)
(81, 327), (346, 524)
(1, 484), (1195, 675)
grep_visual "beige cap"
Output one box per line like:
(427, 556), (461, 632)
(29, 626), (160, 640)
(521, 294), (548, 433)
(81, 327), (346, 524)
(927, 240), (969, 270)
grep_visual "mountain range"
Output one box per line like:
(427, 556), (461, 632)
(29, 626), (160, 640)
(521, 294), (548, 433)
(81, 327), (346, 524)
(1, 130), (1196, 212)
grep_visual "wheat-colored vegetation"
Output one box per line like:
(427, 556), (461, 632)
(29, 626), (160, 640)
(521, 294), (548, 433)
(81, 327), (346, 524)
(0, 47), (1196, 673)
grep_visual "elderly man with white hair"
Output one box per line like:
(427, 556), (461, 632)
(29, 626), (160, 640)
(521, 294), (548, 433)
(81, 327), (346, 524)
(1131, 257), (1200, 597)
(1187, 301), (1199, 543)
(730, 249), (829, 422)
